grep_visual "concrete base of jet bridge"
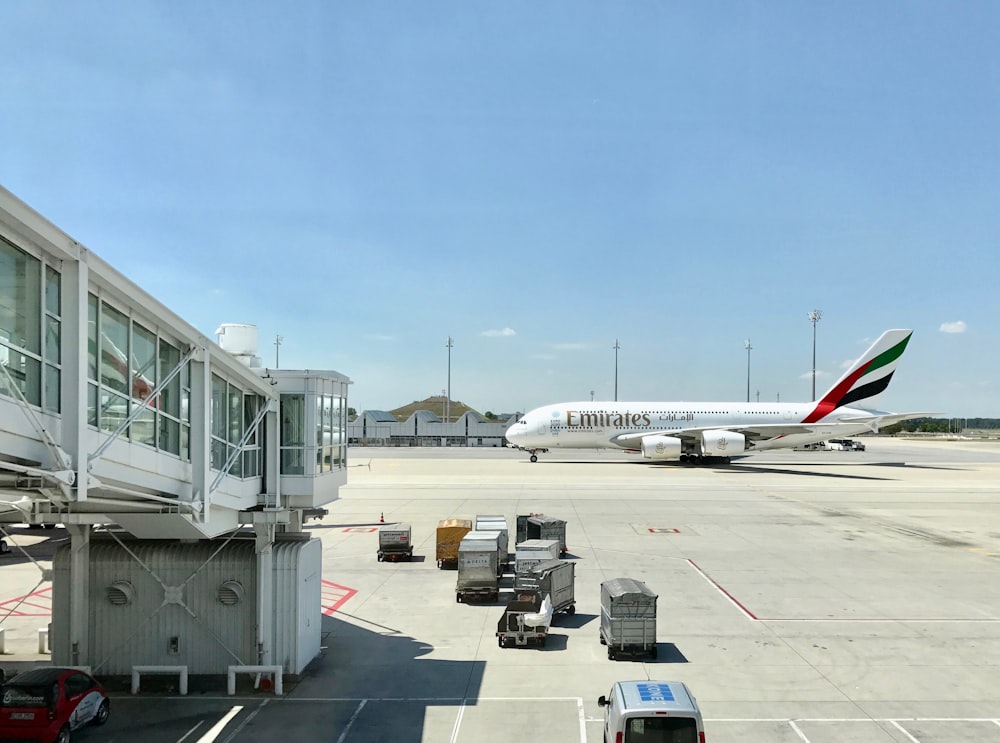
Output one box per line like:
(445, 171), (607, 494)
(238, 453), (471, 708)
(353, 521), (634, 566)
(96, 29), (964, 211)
(50, 533), (321, 677)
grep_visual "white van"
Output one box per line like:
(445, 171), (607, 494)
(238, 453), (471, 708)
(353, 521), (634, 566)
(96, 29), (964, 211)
(597, 680), (705, 743)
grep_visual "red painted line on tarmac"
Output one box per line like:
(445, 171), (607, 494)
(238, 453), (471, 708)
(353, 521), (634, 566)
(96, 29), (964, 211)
(321, 580), (357, 616)
(686, 559), (759, 620)
(0, 587), (53, 617)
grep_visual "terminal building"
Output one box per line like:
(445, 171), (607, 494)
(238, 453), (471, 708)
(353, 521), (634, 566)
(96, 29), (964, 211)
(348, 408), (513, 447)
(0, 186), (350, 678)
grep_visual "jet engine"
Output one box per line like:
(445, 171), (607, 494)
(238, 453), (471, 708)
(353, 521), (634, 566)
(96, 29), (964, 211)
(701, 430), (746, 456)
(640, 435), (683, 460)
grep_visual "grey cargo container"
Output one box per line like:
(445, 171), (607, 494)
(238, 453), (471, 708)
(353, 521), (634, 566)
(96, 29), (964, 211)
(377, 523), (412, 562)
(527, 515), (567, 554)
(512, 539), (561, 589)
(474, 517), (509, 571)
(456, 533), (500, 602)
(600, 577), (658, 660)
(520, 558), (576, 616)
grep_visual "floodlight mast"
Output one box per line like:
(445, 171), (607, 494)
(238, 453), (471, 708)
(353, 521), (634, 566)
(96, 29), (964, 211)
(808, 310), (823, 401)
(613, 340), (621, 401)
(745, 338), (752, 403)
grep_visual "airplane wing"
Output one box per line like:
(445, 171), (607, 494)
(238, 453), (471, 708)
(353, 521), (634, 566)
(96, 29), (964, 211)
(610, 411), (932, 449)
(610, 424), (807, 449)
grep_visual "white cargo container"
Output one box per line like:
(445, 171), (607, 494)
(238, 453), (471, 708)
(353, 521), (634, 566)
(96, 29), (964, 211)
(474, 516), (509, 572)
(512, 539), (561, 589)
(456, 532), (500, 602)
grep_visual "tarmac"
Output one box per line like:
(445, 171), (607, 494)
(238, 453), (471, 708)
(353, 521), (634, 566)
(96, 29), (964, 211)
(3, 436), (1000, 742)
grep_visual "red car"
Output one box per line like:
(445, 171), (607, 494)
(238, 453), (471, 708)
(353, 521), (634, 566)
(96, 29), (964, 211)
(0, 666), (109, 743)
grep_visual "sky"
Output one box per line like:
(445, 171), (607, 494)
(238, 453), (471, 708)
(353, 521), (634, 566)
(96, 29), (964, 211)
(2, 2), (998, 418)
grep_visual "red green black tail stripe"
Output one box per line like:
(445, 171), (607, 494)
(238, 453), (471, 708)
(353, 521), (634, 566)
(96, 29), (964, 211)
(802, 333), (911, 423)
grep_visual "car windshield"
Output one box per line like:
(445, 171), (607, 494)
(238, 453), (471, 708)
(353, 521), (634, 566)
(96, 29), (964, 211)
(626, 716), (698, 743)
(1, 683), (52, 708)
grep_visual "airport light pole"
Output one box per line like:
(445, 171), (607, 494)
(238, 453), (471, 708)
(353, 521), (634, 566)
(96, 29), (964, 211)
(745, 338), (752, 403)
(808, 309), (823, 401)
(274, 334), (283, 369)
(613, 340), (621, 402)
(445, 336), (453, 423)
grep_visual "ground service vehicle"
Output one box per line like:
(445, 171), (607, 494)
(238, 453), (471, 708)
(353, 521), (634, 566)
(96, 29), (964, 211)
(377, 523), (413, 562)
(496, 590), (552, 648)
(0, 666), (110, 743)
(597, 680), (705, 743)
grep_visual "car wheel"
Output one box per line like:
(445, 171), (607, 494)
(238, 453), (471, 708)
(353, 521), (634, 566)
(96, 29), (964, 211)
(92, 698), (110, 726)
(54, 725), (71, 743)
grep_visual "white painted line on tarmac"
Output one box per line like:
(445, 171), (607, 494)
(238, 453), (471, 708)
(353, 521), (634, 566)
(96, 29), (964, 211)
(335, 699), (367, 743)
(194, 705), (243, 742)
(788, 720), (811, 741)
(889, 720), (922, 742)
(577, 697), (586, 743)
(448, 699), (466, 743)
(176, 720), (204, 742)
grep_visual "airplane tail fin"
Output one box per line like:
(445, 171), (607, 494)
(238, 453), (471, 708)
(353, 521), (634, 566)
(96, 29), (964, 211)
(803, 329), (913, 423)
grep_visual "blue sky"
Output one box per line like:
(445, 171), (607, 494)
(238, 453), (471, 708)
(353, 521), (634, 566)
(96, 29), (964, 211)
(3, 2), (998, 417)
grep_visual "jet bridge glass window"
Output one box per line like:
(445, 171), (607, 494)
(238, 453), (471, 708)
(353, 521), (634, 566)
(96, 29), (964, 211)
(210, 373), (262, 478)
(0, 237), (53, 409)
(280, 393), (306, 475)
(86, 293), (190, 459)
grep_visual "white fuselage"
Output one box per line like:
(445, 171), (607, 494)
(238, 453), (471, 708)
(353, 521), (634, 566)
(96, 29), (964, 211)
(506, 400), (874, 457)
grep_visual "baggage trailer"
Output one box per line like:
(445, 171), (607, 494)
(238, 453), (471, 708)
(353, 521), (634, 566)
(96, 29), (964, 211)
(456, 534), (500, 602)
(600, 577), (658, 660)
(515, 513), (545, 544)
(436, 518), (472, 569)
(526, 515), (567, 555)
(377, 523), (413, 562)
(475, 514), (509, 572)
(521, 558), (576, 617)
(496, 590), (552, 648)
(512, 539), (561, 589)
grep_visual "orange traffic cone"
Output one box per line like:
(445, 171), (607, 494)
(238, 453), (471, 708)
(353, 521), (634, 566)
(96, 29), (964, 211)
(379, 512), (385, 523)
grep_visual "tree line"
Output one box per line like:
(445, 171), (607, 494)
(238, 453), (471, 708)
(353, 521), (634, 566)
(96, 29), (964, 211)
(883, 418), (1000, 434)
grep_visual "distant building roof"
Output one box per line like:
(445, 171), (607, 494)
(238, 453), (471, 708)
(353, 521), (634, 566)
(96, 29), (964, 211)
(364, 410), (397, 423)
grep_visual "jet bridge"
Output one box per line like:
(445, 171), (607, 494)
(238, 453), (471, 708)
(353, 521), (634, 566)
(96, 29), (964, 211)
(0, 186), (350, 676)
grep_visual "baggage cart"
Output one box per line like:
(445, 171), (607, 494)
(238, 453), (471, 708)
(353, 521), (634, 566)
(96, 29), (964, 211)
(527, 515), (567, 555)
(512, 539), (561, 589)
(600, 577), (658, 660)
(436, 518), (472, 569)
(521, 558), (576, 617)
(515, 513), (545, 544)
(473, 517), (509, 573)
(456, 535), (500, 602)
(496, 590), (552, 648)
(377, 523), (412, 562)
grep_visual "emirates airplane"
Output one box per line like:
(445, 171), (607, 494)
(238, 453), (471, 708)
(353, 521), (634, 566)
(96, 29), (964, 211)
(506, 329), (925, 463)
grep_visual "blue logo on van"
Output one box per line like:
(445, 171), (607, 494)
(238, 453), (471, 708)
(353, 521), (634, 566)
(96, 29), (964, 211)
(637, 683), (674, 702)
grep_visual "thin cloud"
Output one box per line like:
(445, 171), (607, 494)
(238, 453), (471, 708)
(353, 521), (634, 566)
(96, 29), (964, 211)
(481, 328), (516, 337)
(553, 342), (590, 351)
(940, 321), (967, 334)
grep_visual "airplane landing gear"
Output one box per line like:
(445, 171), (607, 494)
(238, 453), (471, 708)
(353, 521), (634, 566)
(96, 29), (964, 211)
(530, 453), (538, 463)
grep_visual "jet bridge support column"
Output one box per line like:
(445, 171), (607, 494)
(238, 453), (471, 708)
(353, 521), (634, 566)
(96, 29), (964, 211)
(254, 520), (276, 668)
(65, 524), (91, 666)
